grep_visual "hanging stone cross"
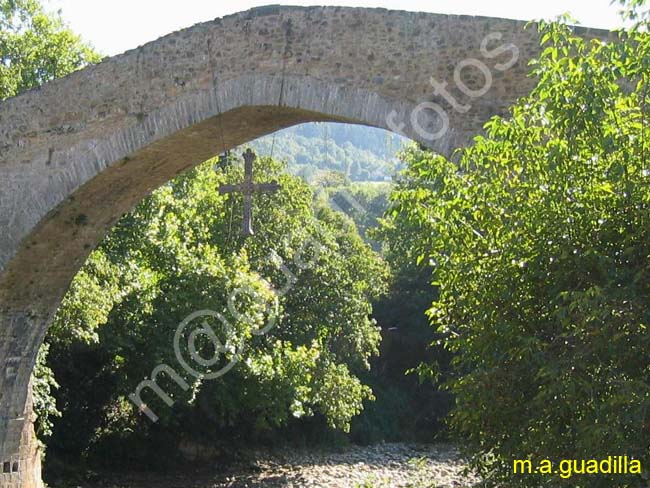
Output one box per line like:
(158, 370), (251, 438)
(218, 148), (280, 237)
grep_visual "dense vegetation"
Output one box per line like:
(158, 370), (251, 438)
(44, 157), (388, 477)
(384, 13), (650, 488)
(0, 0), (99, 99)
(4, 1), (650, 487)
(321, 183), (452, 443)
(251, 124), (407, 182)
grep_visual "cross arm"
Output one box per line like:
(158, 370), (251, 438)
(252, 181), (281, 193)
(218, 184), (242, 195)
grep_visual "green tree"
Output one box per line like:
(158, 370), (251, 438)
(0, 0), (100, 100)
(325, 182), (391, 249)
(46, 156), (388, 468)
(250, 123), (406, 182)
(387, 17), (650, 488)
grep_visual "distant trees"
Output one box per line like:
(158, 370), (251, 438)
(326, 182), (390, 249)
(387, 16), (650, 487)
(251, 124), (407, 182)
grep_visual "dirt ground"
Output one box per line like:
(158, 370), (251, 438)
(77, 443), (478, 488)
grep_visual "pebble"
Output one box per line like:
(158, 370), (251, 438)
(81, 443), (479, 488)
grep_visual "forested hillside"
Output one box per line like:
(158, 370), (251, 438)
(251, 123), (408, 182)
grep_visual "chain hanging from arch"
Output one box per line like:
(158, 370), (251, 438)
(323, 123), (329, 173)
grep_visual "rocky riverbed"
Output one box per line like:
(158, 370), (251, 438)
(83, 443), (479, 488)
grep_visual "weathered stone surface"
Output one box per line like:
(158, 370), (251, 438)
(0, 6), (606, 487)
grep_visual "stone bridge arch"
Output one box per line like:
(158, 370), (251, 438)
(0, 5), (600, 487)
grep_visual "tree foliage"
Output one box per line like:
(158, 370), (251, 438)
(0, 0), (100, 100)
(46, 157), (387, 466)
(251, 123), (407, 182)
(386, 18), (650, 487)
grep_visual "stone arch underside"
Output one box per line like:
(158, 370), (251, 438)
(0, 5), (603, 487)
